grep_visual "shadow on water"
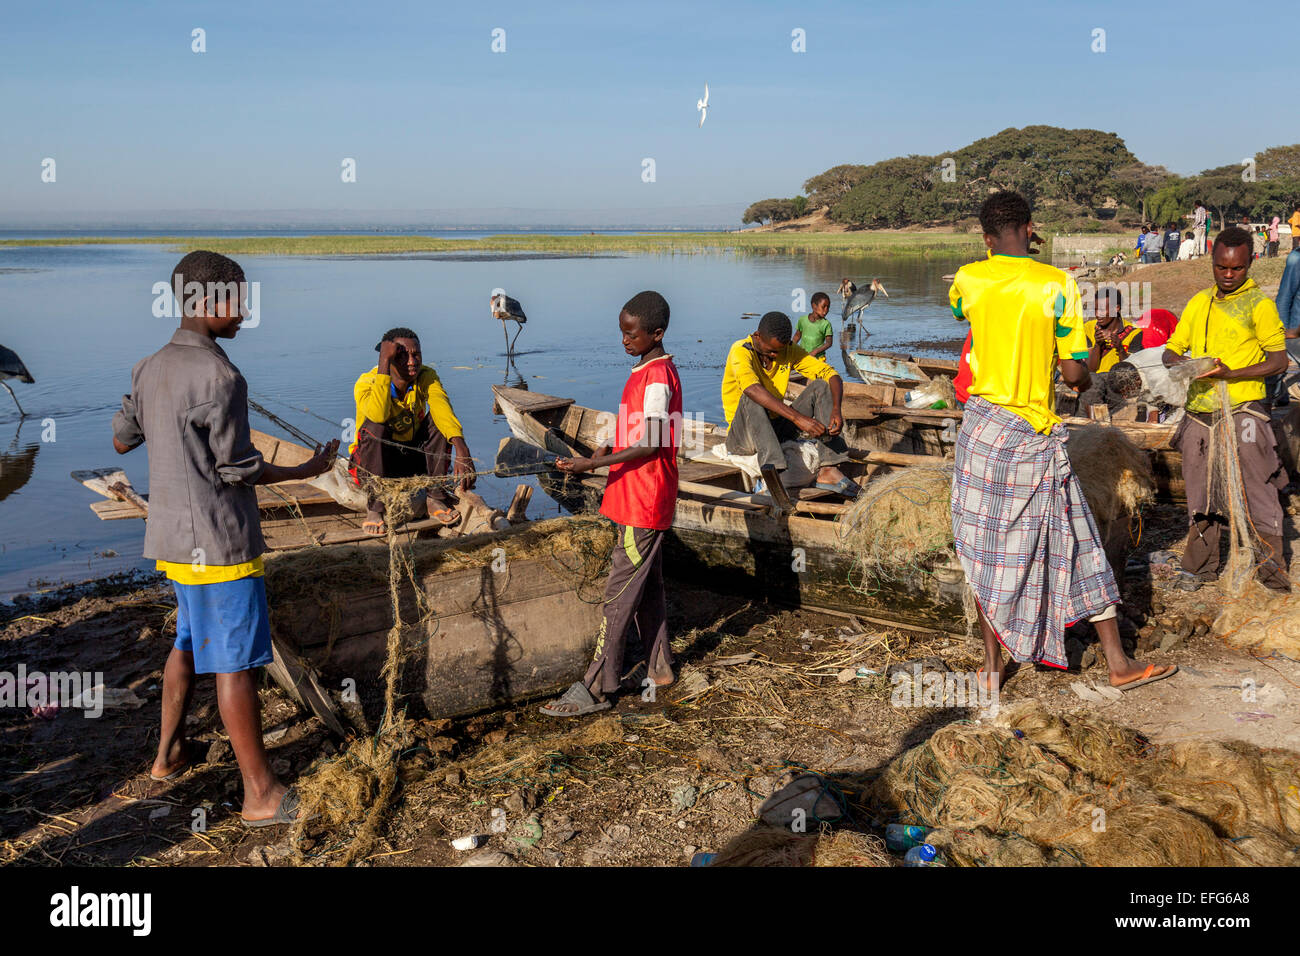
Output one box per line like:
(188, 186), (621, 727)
(0, 422), (38, 503)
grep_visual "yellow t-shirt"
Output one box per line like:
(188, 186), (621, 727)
(349, 365), (463, 456)
(1289, 212), (1300, 236)
(1084, 320), (1144, 373)
(721, 337), (838, 424)
(156, 556), (264, 585)
(1164, 279), (1285, 413)
(948, 254), (1090, 434)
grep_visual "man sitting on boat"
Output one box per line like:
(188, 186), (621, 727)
(721, 311), (857, 509)
(350, 327), (476, 535)
(950, 191), (1175, 694)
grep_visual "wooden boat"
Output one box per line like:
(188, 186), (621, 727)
(266, 517), (609, 725)
(492, 385), (970, 633)
(79, 428), (496, 550)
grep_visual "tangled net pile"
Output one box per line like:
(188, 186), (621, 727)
(835, 425), (1153, 587)
(263, 471), (614, 866)
(870, 701), (1300, 866)
(835, 466), (955, 584)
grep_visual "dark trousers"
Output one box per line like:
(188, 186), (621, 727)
(1173, 404), (1286, 583)
(583, 526), (671, 696)
(725, 378), (849, 472)
(352, 417), (452, 516)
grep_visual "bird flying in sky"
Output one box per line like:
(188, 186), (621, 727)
(697, 83), (709, 127)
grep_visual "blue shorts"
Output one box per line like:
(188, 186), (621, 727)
(172, 576), (273, 674)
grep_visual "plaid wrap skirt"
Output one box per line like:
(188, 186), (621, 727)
(950, 396), (1120, 668)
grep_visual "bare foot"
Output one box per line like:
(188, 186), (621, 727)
(150, 738), (191, 780)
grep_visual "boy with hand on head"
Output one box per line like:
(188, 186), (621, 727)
(349, 328), (476, 535)
(112, 250), (338, 826)
(793, 292), (834, 359)
(541, 291), (682, 717)
(721, 311), (855, 511)
(1162, 226), (1290, 591)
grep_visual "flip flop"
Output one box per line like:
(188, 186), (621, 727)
(429, 507), (460, 526)
(149, 742), (196, 781)
(362, 511), (386, 536)
(813, 477), (861, 498)
(241, 786), (307, 828)
(1113, 663), (1179, 692)
(539, 681), (612, 718)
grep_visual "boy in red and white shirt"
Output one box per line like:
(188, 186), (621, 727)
(541, 291), (681, 716)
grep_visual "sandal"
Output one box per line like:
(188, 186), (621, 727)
(1113, 663), (1179, 692)
(539, 681), (612, 718)
(241, 786), (309, 828)
(362, 510), (386, 536)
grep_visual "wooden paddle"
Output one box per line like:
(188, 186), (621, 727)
(72, 468), (149, 516)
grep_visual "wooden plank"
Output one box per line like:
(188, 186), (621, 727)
(266, 634), (350, 736)
(91, 481), (340, 520)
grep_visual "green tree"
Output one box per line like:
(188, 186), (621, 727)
(1108, 163), (1174, 223)
(802, 165), (871, 207)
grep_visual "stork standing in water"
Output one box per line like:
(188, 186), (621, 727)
(490, 292), (527, 355)
(841, 278), (889, 325)
(0, 345), (34, 417)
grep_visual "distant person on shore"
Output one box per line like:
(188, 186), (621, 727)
(1192, 201), (1208, 256)
(1253, 226), (1268, 260)
(1163, 226), (1289, 591)
(1145, 226), (1165, 264)
(1290, 204), (1300, 251)
(1163, 222), (1182, 262)
(112, 250), (338, 825)
(1268, 216), (1281, 258)
(542, 291), (680, 716)
(1178, 231), (1196, 260)
(949, 191), (1172, 692)
(349, 328), (475, 535)
(793, 292), (834, 359)
(721, 311), (855, 509)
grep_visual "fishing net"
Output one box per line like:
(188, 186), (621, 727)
(835, 425), (1153, 586)
(1065, 425), (1156, 526)
(869, 701), (1300, 867)
(273, 471), (614, 866)
(709, 826), (892, 867)
(834, 466), (955, 584)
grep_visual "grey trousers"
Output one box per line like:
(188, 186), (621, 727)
(725, 378), (849, 472)
(1173, 403), (1286, 576)
(582, 525), (671, 696)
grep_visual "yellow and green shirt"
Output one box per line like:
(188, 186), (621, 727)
(348, 365), (463, 456)
(948, 254), (1090, 434)
(157, 556), (264, 585)
(721, 337), (838, 425)
(1084, 320), (1144, 373)
(1165, 279), (1285, 413)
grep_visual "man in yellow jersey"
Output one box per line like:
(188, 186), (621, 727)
(1163, 227), (1289, 591)
(950, 193), (1175, 694)
(113, 251), (337, 826)
(349, 327), (475, 535)
(721, 311), (853, 510)
(1084, 285), (1144, 373)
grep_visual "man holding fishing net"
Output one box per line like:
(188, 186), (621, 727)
(950, 192), (1176, 693)
(350, 327), (477, 535)
(1162, 226), (1290, 592)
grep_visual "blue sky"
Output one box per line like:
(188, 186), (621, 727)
(1, 0), (1294, 224)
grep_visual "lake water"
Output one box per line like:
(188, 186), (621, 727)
(0, 242), (971, 600)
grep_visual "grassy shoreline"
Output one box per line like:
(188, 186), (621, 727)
(0, 231), (984, 258)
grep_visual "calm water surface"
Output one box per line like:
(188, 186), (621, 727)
(0, 243), (971, 599)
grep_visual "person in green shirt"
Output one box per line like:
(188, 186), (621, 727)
(793, 292), (834, 358)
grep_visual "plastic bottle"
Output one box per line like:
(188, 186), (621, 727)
(903, 843), (941, 867)
(690, 852), (717, 867)
(885, 824), (932, 853)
